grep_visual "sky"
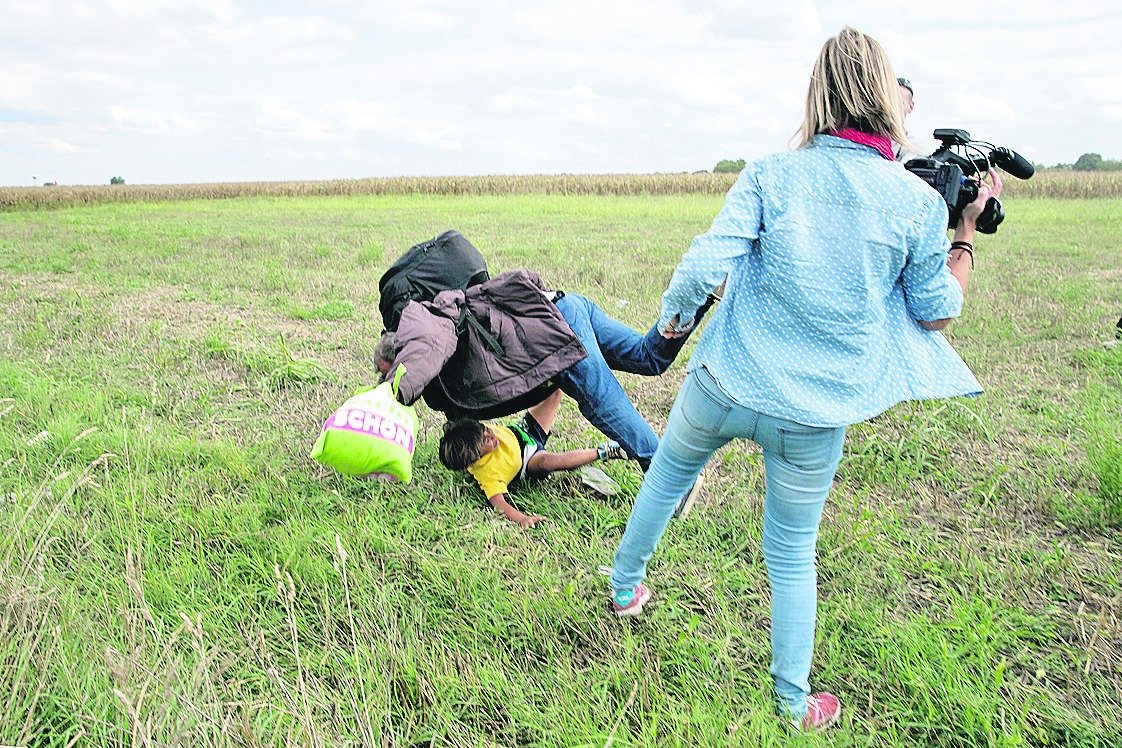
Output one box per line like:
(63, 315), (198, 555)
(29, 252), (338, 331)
(2, 0), (1120, 186)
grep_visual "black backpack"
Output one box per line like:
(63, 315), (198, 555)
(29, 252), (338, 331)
(378, 230), (490, 332)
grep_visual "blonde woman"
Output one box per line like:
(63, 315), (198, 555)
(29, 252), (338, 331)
(609, 27), (1001, 731)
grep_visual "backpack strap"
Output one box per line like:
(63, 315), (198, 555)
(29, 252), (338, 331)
(456, 307), (506, 358)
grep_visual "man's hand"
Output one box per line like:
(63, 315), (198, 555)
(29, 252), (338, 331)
(660, 314), (694, 339)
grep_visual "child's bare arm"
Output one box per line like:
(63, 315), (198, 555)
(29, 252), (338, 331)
(487, 492), (546, 528)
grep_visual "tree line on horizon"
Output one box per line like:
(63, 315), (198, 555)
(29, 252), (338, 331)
(1056, 153), (1122, 172)
(27, 154), (1122, 189)
(713, 152), (1121, 173)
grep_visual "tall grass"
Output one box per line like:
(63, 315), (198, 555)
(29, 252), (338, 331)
(1, 194), (1119, 746)
(2, 169), (1118, 211)
(0, 174), (737, 212)
(1006, 170), (1122, 199)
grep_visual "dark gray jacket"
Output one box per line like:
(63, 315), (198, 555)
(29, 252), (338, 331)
(386, 269), (587, 415)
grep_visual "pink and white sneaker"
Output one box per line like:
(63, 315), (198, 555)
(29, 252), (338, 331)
(611, 584), (652, 617)
(795, 692), (841, 732)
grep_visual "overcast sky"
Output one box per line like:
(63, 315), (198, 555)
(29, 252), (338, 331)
(2, 1), (1119, 186)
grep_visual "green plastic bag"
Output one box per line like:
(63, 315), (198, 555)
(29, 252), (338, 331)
(310, 366), (419, 482)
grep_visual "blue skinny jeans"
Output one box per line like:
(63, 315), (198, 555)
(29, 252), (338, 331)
(611, 366), (846, 718)
(554, 293), (700, 469)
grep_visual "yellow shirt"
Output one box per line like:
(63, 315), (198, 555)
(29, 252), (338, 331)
(466, 424), (522, 499)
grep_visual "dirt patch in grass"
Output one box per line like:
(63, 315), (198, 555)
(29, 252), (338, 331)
(0, 272), (91, 298)
(113, 286), (366, 371)
(890, 479), (1119, 641)
(2, 273), (370, 377)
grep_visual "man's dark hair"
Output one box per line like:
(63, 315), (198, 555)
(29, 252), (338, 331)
(374, 332), (399, 369)
(439, 419), (487, 471)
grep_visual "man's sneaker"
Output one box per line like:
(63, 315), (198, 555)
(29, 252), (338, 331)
(597, 441), (628, 461)
(673, 474), (704, 519)
(611, 583), (652, 617)
(795, 692), (841, 732)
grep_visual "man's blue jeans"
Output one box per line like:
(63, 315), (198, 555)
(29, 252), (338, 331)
(553, 294), (693, 469)
(611, 366), (846, 718)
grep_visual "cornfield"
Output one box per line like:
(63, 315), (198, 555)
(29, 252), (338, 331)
(0, 174), (736, 211)
(998, 169), (1122, 199)
(1, 169), (1118, 212)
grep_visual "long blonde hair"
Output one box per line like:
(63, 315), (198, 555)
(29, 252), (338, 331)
(797, 27), (911, 150)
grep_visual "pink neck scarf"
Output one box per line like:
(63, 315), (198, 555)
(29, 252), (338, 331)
(827, 128), (894, 161)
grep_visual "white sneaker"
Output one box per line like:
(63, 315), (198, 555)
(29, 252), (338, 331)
(579, 466), (620, 497)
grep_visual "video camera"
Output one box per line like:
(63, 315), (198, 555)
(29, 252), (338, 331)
(904, 129), (1034, 234)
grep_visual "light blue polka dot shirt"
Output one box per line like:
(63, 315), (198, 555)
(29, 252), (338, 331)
(661, 134), (982, 428)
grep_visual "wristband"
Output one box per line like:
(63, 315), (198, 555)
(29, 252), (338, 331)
(949, 243), (974, 269)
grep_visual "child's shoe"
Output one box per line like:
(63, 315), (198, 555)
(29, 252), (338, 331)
(597, 441), (629, 461)
(793, 692), (841, 732)
(579, 466), (620, 497)
(610, 584), (651, 617)
(673, 474), (704, 519)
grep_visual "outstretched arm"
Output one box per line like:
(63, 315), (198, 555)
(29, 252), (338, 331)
(385, 302), (458, 404)
(487, 492), (545, 528)
(659, 166), (761, 334)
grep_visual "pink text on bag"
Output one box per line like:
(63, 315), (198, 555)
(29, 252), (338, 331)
(325, 408), (415, 452)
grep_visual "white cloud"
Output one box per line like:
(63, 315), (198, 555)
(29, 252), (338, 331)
(706, 0), (821, 40)
(108, 106), (172, 135)
(0, 125), (85, 156)
(39, 136), (82, 154)
(1, 0), (1120, 184)
(405, 129), (463, 151)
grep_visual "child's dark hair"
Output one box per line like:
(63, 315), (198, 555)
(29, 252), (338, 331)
(439, 419), (487, 471)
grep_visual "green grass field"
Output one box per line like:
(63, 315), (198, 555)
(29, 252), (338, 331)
(1, 193), (1119, 747)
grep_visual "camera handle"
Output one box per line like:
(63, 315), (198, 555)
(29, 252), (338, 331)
(976, 197), (1004, 234)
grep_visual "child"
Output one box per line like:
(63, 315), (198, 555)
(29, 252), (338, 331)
(439, 390), (628, 527)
